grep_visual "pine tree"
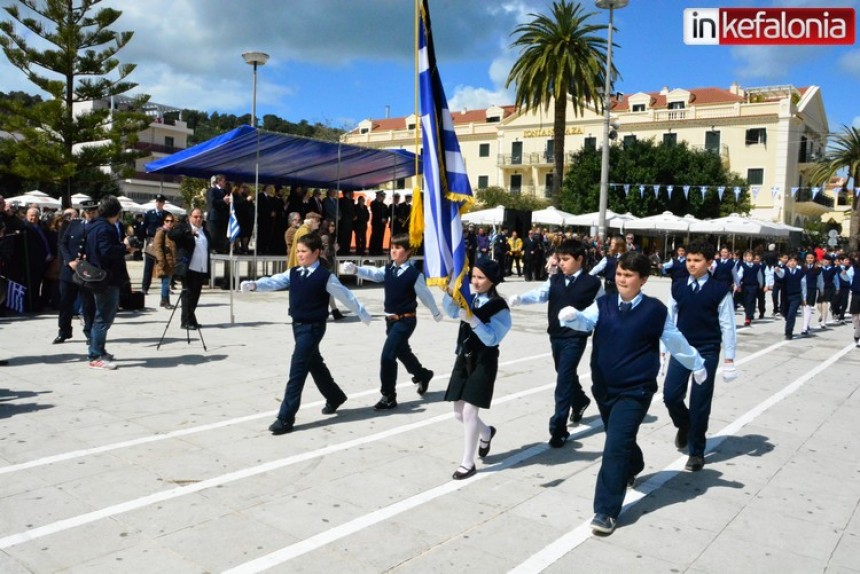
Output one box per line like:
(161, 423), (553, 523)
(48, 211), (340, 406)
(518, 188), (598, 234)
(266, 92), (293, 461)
(0, 0), (149, 205)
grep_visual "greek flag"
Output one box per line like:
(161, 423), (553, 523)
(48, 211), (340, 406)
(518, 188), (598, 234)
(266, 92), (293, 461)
(227, 198), (240, 242)
(414, 0), (473, 309)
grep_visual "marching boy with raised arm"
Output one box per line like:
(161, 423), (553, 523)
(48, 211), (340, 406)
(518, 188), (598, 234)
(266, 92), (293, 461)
(558, 252), (706, 536)
(341, 233), (441, 410)
(240, 233), (371, 435)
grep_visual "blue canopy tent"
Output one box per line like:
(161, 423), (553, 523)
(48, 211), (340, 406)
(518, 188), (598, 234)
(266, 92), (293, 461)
(145, 125), (418, 190)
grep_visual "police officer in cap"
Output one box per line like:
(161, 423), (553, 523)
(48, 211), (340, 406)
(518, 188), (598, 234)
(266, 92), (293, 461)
(141, 194), (168, 295)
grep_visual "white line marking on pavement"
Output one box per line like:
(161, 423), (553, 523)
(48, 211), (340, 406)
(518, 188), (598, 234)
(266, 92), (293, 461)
(507, 341), (855, 574)
(0, 353), (551, 476)
(0, 354), (555, 550)
(219, 339), (791, 573)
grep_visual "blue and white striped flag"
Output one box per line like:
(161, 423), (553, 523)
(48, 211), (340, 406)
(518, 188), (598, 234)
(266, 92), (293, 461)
(413, 0), (472, 310)
(227, 198), (240, 242)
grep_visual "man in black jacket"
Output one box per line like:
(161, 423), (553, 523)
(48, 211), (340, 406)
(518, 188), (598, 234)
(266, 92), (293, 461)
(369, 191), (388, 255)
(206, 175), (230, 253)
(54, 201), (97, 344)
(169, 208), (211, 330)
(83, 196), (130, 370)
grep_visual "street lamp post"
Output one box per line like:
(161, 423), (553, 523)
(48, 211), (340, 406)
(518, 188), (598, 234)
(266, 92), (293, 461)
(595, 0), (627, 241)
(242, 51), (270, 266)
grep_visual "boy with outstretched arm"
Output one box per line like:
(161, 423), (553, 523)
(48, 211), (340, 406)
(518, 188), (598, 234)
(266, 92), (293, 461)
(558, 252), (706, 535)
(508, 239), (603, 447)
(240, 233), (372, 435)
(662, 242), (738, 474)
(341, 233), (442, 410)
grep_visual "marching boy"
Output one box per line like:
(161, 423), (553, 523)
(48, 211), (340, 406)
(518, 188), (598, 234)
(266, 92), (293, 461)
(663, 242), (738, 474)
(558, 252), (706, 535)
(509, 239), (603, 447)
(341, 233), (441, 410)
(240, 233), (372, 435)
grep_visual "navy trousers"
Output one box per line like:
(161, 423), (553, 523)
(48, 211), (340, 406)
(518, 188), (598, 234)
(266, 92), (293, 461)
(593, 390), (651, 519)
(277, 322), (347, 424)
(58, 279), (95, 339)
(781, 293), (802, 336)
(549, 336), (589, 438)
(742, 285), (758, 321)
(663, 347), (719, 457)
(380, 317), (428, 397)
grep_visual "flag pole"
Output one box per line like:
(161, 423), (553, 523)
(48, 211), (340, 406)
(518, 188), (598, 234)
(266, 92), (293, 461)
(229, 236), (235, 325)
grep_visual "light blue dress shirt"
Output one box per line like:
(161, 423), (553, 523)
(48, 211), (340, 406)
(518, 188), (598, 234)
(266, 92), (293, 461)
(253, 261), (371, 322)
(442, 292), (511, 347)
(560, 292), (705, 371)
(666, 274), (738, 360)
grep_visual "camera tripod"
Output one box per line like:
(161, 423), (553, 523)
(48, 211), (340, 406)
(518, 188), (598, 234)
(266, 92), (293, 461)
(157, 288), (207, 351)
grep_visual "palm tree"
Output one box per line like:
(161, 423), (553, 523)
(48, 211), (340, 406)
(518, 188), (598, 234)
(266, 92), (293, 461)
(506, 0), (612, 203)
(808, 125), (860, 250)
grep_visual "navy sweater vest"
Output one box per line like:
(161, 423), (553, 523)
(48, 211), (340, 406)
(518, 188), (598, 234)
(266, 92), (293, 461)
(804, 265), (821, 288)
(712, 259), (736, 287)
(384, 264), (419, 314)
(547, 272), (601, 338)
(838, 266), (850, 288)
(740, 263), (761, 287)
(591, 294), (667, 396)
(852, 265), (860, 294)
(821, 265), (838, 289)
(670, 258), (690, 282)
(782, 268), (803, 296)
(672, 277), (726, 349)
(603, 255), (617, 282)
(457, 297), (508, 354)
(289, 266), (331, 322)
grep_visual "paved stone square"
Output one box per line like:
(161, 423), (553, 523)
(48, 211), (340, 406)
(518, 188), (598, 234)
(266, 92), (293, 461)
(1, 260), (859, 573)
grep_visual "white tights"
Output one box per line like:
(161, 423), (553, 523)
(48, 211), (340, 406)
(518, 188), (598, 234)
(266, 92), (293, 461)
(453, 400), (490, 469)
(802, 305), (812, 331)
(818, 301), (829, 325)
(853, 314), (860, 341)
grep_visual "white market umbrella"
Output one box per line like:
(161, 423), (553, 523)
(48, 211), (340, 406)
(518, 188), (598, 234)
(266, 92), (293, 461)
(564, 209), (637, 230)
(116, 196), (146, 215)
(531, 206), (577, 226)
(139, 198), (187, 216)
(624, 210), (696, 233)
(70, 193), (92, 207)
(7, 193), (61, 209)
(690, 213), (781, 236)
(26, 190), (50, 197)
(461, 205), (505, 226)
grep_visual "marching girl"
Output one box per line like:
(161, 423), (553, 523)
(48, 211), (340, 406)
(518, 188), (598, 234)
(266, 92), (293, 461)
(442, 259), (511, 480)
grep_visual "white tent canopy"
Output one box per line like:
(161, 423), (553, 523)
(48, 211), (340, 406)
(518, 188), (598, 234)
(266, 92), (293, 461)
(690, 213), (786, 237)
(139, 198), (187, 216)
(70, 193), (92, 207)
(530, 206), (577, 226)
(624, 211), (700, 232)
(7, 193), (61, 209)
(461, 205), (505, 226)
(564, 209), (638, 230)
(116, 196), (146, 215)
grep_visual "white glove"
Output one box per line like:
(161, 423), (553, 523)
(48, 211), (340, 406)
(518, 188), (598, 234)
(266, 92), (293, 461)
(433, 312), (443, 322)
(359, 309), (372, 325)
(722, 364), (738, 383)
(240, 281), (256, 293)
(693, 368), (708, 385)
(458, 308), (480, 328)
(557, 306), (578, 323)
(458, 309), (471, 323)
(507, 294), (521, 307)
(341, 261), (357, 274)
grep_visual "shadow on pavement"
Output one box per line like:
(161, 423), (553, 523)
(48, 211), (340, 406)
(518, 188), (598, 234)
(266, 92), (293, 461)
(0, 388), (55, 419)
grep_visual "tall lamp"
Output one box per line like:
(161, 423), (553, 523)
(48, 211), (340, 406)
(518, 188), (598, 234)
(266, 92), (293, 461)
(595, 0), (627, 241)
(242, 51), (270, 267)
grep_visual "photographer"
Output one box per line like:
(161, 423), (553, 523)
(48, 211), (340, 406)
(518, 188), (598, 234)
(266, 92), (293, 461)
(169, 208), (211, 330)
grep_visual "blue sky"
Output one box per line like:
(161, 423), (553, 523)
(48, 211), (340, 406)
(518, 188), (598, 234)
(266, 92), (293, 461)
(1, 0), (857, 134)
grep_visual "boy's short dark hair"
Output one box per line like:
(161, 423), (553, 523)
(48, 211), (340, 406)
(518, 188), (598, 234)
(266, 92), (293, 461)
(98, 195), (122, 218)
(617, 252), (651, 278)
(298, 232), (322, 252)
(555, 239), (587, 260)
(788, 254), (799, 262)
(686, 241), (716, 261)
(390, 233), (412, 250)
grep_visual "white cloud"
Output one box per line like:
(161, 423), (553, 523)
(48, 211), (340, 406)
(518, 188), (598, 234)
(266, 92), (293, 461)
(853, 116), (860, 129)
(730, 45), (823, 80)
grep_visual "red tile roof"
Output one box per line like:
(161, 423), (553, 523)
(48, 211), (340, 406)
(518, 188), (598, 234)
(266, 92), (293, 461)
(352, 105), (517, 134)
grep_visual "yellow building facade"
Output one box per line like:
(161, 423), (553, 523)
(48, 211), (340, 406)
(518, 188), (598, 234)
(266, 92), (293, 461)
(343, 83), (839, 229)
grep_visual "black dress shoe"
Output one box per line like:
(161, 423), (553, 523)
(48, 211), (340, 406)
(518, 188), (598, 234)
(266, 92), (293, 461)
(373, 395), (398, 410)
(413, 370), (434, 395)
(548, 431), (570, 448)
(570, 397), (591, 425)
(478, 426), (497, 458)
(268, 418), (294, 435)
(685, 455), (705, 472)
(52, 335), (71, 344)
(321, 398), (346, 415)
(674, 426), (689, 450)
(452, 465), (476, 480)
(331, 309), (345, 321)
